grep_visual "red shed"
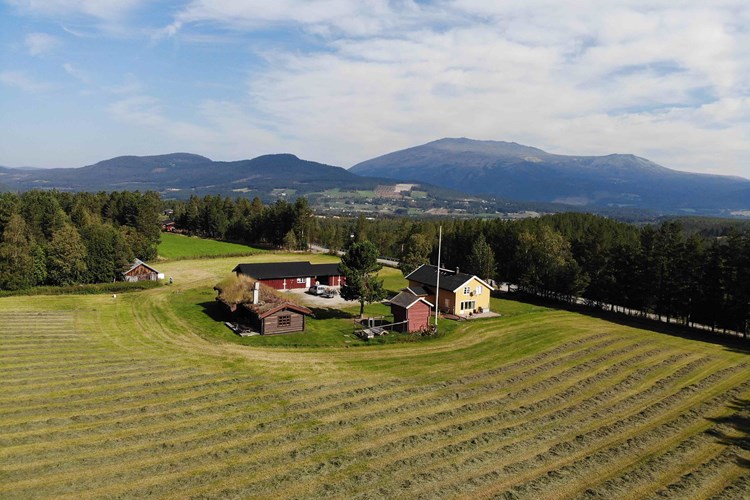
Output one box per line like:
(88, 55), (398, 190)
(389, 291), (434, 333)
(232, 261), (344, 291)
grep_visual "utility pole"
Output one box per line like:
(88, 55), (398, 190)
(434, 225), (442, 330)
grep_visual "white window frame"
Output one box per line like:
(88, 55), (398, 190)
(463, 286), (471, 294)
(460, 300), (476, 312)
(296, 278), (305, 284)
(475, 286), (482, 295)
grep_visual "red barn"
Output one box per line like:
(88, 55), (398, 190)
(232, 261), (344, 291)
(389, 291), (433, 333)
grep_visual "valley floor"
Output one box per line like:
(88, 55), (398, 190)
(1, 255), (748, 499)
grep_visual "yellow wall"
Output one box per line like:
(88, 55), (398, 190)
(452, 277), (491, 315)
(408, 277), (491, 316)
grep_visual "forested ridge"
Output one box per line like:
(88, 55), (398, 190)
(170, 195), (749, 337)
(0, 190), (161, 290)
(352, 213), (749, 337)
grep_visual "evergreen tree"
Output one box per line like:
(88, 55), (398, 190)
(399, 233), (432, 276)
(467, 233), (496, 282)
(339, 240), (386, 317)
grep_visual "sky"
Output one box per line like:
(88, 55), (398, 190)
(1, 1), (749, 178)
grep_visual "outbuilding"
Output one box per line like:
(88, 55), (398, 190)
(215, 276), (313, 335)
(122, 259), (163, 282)
(232, 261), (345, 290)
(241, 302), (313, 335)
(389, 291), (434, 333)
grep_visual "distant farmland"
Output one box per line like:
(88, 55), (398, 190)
(1, 255), (748, 498)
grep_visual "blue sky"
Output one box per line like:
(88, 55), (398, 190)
(1, 1), (749, 179)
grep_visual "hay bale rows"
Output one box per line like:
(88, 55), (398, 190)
(1, 287), (748, 499)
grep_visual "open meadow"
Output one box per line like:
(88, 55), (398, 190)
(1, 248), (749, 498)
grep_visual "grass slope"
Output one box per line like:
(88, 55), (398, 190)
(158, 232), (263, 260)
(1, 252), (748, 498)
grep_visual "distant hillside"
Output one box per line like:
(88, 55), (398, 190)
(350, 138), (750, 211)
(0, 153), (383, 197)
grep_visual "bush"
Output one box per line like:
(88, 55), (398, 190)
(0, 280), (162, 297)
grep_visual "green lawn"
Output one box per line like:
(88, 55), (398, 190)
(1, 251), (749, 499)
(158, 232), (264, 260)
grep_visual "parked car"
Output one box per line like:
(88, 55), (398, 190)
(308, 284), (326, 295)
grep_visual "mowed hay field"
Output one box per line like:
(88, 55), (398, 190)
(1, 253), (749, 499)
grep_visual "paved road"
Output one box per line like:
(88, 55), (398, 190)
(309, 244), (399, 268)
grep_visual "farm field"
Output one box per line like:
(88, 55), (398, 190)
(157, 232), (264, 260)
(1, 253), (749, 498)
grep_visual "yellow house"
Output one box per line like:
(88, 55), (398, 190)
(404, 264), (493, 317)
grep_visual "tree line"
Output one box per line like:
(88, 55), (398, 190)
(315, 212), (750, 337)
(0, 190), (161, 290)
(170, 196), (749, 336)
(173, 195), (313, 250)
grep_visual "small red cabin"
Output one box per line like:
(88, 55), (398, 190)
(389, 291), (433, 333)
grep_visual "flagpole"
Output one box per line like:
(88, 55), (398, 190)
(434, 225), (442, 330)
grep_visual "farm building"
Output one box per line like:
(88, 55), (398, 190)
(122, 259), (163, 282)
(405, 264), (493, 317)
(232, 261), (345, 290)
(215, 275), (313, 335)
(389, 291), (433, 333)
(240, 302), (312, 335)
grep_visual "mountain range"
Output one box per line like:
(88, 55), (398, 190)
(350, 138), (750, 211)
(1, 138), (748, 215)
(0, 153), (372, 194)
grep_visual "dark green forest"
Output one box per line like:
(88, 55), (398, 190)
(0, 190), (161, 290)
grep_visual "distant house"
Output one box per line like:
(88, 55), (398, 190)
(405, 264), (493, 317)
(215, 277), (312, 335)
(389, 291), (433, 333)
(162, 221), (176, 232)
(123, 259), (163, 282)
(232, 261), (345, 291)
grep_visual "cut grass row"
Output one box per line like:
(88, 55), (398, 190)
(1, 252), (748, 498)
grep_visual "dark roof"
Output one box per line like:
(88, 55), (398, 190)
(405, 264), (494, 292)
(405, 285), (429, 296)
(311, 263), (343, 276)
(404, 264), (477, 291)
(389, 291), (433, 309)
(233, 261), (342, 280)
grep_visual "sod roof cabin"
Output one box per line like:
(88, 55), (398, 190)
(214, 275), (312, 335)
(232, 261), (344, 290)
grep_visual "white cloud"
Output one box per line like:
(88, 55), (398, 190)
(24, 32), (60, 56)
(0, 70), (53, 93)
(6, 0), (144, 20)
(62, 63), (91, 84)
(159, 1), (750, 176)
(162, 0), (427, 38)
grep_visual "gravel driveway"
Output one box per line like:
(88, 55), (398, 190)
(281, 288), (352, 308)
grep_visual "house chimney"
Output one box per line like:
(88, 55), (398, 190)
(253, 281), (260, 305)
